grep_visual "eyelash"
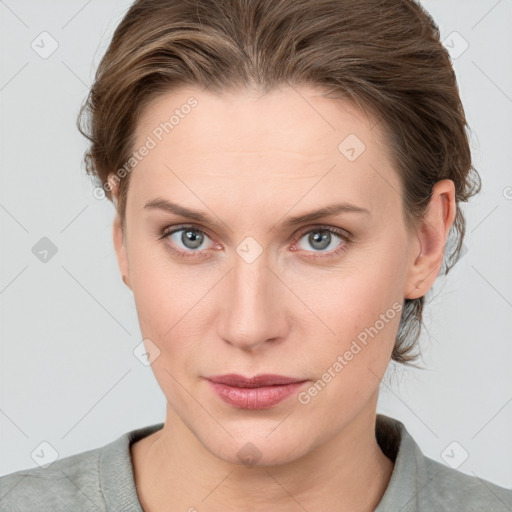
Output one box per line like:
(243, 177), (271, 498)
(158, 224), (351, 260)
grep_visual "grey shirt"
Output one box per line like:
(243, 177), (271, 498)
(1, 414), (511, 511)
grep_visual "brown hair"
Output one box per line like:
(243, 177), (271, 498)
(78, 0), (481, 367)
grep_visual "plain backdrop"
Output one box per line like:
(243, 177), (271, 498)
(1, 0), (511, 488)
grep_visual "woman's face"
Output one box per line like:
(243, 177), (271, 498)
(113, 84), (431, 466)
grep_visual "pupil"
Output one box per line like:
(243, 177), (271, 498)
(310, 230), (330, 250)
(183, 229), (203, 249)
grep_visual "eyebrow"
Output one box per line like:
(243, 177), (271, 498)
(144, 198), (370, 229)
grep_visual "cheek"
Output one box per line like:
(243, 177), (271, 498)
(293, 243), (406, 371)
(128, 225), (406, 366)
(299, 270), (402, 423)
(128, 243), (181, 341)
(128, 243), (215, 361)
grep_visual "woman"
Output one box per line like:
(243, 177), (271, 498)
(1, 0), (511, 510)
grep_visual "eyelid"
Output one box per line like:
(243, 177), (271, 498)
(290, 224), (351, 243)
(160, 223), (211, 238)
(160, 222), (351, 239)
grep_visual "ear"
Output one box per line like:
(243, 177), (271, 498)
(113, 212), (131, 290)
(404, 179), (457, 300)
(108, 173), (132, 290)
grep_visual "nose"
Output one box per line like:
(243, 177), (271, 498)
(215, 251), (289, 352)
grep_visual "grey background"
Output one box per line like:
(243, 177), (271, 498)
(1, 0), (511, 488)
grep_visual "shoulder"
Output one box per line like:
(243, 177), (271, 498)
(0, 443), (105, 512)
(420, 455), (512, 511)
(375, 414), (512, 511)
(0, 423), (163, 512)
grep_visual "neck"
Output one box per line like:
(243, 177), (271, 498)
(131, 399), (394, 511)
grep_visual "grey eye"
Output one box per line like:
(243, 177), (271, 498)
(168, 228), (212, 251)
(297, 229), (342, 252)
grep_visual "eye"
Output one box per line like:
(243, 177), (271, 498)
(292, 226), (349, 257)
(158, 224), (350, 260)
(160, 225), (217, 258)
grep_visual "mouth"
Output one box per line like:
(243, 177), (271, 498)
(206, 373), (306, 387)
(205, 374), (309, 409)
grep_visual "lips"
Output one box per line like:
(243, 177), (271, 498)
(206, 373), (306, 388)
(205, 374), (309, 409)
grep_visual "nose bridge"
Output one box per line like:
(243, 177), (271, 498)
(216, 248), (286, 351)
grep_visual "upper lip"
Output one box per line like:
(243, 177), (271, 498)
(206, 374), (307, 388)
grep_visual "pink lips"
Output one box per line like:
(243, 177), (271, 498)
(205, 374), (308, 409)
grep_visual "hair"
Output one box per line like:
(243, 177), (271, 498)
(78, 0), (481, 368)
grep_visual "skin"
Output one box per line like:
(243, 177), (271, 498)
(110, 84), (456, 512)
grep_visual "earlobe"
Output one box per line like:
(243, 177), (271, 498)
(112, 213), (131, 290)
(404, 179), (457, 300)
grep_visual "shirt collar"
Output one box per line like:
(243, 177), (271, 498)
(374, 413), (427, 511)
(99, 414), (424, 512)
(100, 422), (164, 512)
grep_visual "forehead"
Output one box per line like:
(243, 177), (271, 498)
(128, 84), (401, 216)
(135, 84), (386, 156)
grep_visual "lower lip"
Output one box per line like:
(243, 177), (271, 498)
(207, 380), (307, 409)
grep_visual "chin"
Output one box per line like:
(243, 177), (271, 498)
(201, 427), (312, 468)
